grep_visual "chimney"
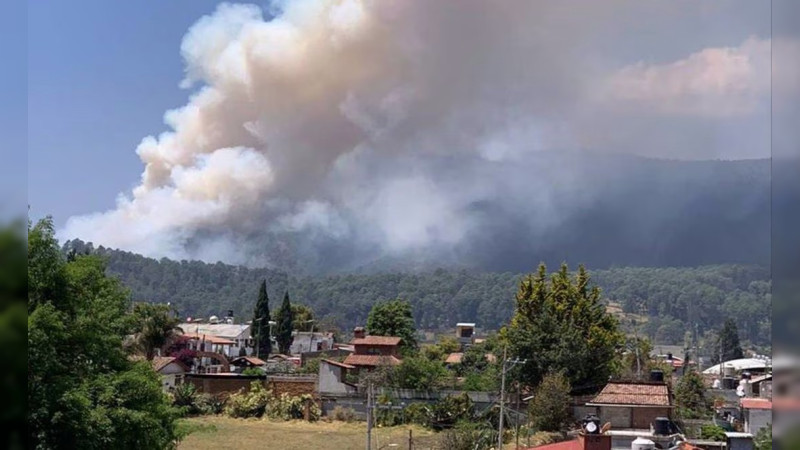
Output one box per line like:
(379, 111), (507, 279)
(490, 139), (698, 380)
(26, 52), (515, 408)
(579, 434), (611, 450)
(353, 327), (366, 339)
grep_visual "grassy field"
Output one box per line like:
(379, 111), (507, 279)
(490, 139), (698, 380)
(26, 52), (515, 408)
(177, 416), (438, 450)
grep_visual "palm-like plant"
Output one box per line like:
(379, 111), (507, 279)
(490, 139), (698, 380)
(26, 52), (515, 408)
(130, 303), (183, 360)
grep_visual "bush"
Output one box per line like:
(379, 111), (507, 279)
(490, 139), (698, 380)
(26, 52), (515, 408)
(195, 393), (226, 415)
(430, 393), (474, 430)
(404, 402), (431, 427)
(331, 406), (358, 422)
(529, 371), (572, 432)
(435, 421), (496, 450)
(268, 393), (321, 421)
(700, 425), (727, 442)
(173, 383), (198, 410)
(224, 382), (272, 418)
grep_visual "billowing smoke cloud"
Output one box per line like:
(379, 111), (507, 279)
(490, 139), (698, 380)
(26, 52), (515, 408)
(61, 0), (772, 272)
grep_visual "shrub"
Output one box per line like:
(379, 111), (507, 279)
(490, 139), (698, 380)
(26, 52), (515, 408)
(528, 371), (572, 432)
(268, 393), (321, 421)
(241, 367), (265, 376)
(331, 406), (358, 422)
(430, 393), (474, 430)
(700, 425), (727, 442)
(173, 383), (198, 410)
(224, 382), (272, 418)
(404, 402), (431, 427)
(435, 421), (496, 450)
(195, 393), (226, 415)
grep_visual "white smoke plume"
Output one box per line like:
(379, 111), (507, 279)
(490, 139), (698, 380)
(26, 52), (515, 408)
(61, 0), (771, 271)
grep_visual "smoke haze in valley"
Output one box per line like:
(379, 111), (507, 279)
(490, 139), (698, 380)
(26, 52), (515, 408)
(60, 0), (774, 273)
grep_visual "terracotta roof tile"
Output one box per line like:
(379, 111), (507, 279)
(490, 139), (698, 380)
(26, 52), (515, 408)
(446, 352), (464, 364)
(741, 398), (771, 410)
(350, 336), (402, 346)
(151, 356), (188, 372)
(588, 382), (671, 407)
(232, 356), (267, 366)
(322, 359), (356, 370)
(343, 354), (402, 367)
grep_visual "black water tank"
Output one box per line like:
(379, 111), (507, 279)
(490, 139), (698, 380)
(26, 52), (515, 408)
(650, 370), (665, 383)
(653, 417), (671, 436)
(722, 377), (737, 389)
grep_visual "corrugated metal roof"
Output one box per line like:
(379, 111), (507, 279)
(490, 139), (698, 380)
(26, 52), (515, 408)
(179, 323), (250, 339)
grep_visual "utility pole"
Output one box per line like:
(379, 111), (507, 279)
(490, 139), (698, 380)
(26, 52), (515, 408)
(498, 347), (526, 450)
(366, 380), (373, 450)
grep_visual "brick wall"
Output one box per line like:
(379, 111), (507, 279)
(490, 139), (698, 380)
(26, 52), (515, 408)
(184, 374), (317, 397)
(632, 407), (671, 429)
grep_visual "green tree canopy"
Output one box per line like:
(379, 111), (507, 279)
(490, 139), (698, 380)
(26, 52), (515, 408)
(291, 304), (314, 331)
(250, 280), (271, 358)
(366, 299), (418, 354)
(275, 292), (294, 355)
(711, 318), (744, 364)
(529, 371), (573, 432)
(28, 217), (179, 449)
(674, 369), (712, 419)
(503, 263), (624, 389)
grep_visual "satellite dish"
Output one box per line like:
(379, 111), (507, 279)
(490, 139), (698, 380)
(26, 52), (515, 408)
(585, 422), (598, 433)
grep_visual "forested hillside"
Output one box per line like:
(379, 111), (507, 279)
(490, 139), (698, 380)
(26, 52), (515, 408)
(63, 240), (770, 349)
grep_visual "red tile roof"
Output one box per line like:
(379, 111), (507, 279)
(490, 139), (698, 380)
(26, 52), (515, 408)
(741, 398), (772, 410)
(343, 354), (402, 367)
(322, 359), (356, 370)
(231, 356), (267, 366)
(151, 356), (188, 372)
(350, 336), (402, 346)
(588, 381), (671, 407)
(445, 352), (464, 364)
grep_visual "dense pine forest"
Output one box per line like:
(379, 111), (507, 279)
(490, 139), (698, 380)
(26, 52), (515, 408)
(63, 240), (770, 349)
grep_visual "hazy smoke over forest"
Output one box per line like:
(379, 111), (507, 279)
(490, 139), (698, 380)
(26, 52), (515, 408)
(61, 0), (773, 273)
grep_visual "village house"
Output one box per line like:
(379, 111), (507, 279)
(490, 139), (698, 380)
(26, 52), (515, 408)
(740, 398), (771, 435)
(455, 322), (476, 350)
(586, 378), (673, 430)
(151, 356), (189, 392)
(341, 327), (402, 371)
(289, 331), (335, 355)
(318, 359), (358, 395)
(179, 320), (253, 359)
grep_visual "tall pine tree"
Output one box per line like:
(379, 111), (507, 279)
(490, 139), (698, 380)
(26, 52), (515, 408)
(275, 291), (294, 355)
(250, 280), (271, 359)
(711, 318), (744, 364)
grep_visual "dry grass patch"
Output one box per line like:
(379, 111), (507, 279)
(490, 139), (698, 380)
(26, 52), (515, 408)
(177, 416), (436, 450)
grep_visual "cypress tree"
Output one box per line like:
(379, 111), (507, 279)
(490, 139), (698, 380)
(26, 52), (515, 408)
(712, 318), (744, 364)
(275, 291), (295, 355)
(250, 280), (271, 359)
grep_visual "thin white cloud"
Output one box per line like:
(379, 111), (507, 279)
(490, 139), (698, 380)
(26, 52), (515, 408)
(603, 36), (770, 117)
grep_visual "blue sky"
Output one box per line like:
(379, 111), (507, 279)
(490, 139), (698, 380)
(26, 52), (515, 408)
(27, 1), (243, 225)
(0, 0), (27, 219)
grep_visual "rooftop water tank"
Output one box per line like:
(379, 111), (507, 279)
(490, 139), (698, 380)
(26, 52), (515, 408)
(653, 417), (671, 436)
(632, 437), (656, 450)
